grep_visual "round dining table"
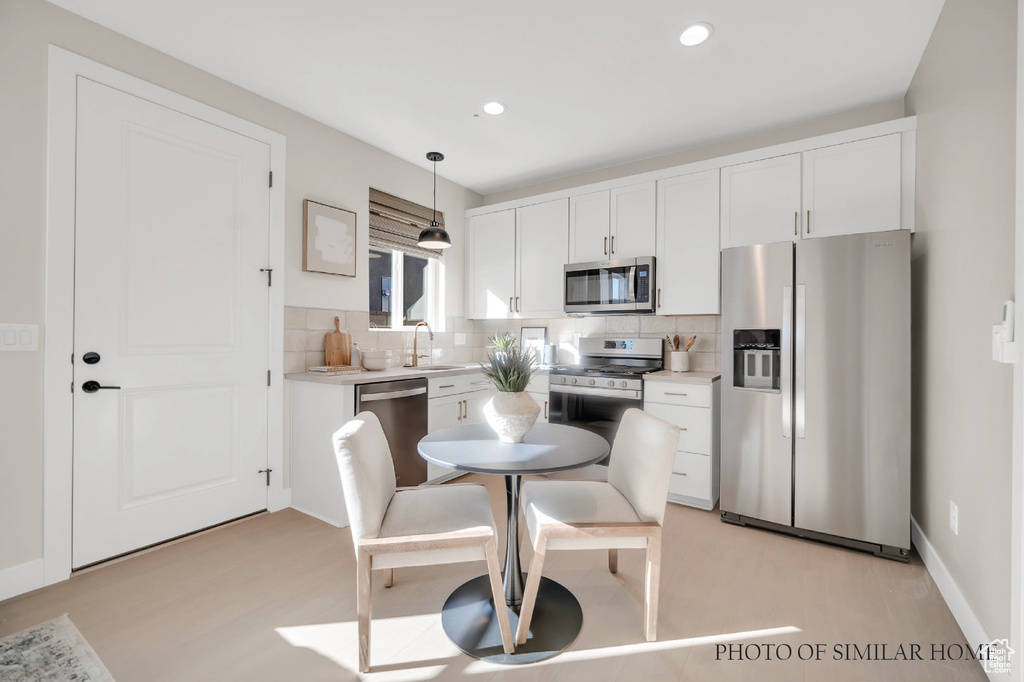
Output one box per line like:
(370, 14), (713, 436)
(418, 421), (610, 664)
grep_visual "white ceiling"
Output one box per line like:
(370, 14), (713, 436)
(47, 0), (945, 195)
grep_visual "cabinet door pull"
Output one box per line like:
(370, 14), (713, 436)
(794, 211), (798, 236)
(679, 472), (688, 476)
(509, 297), (513, 313)
(457, 399), (463, 420)
(515, 296), (520, 312)
(544, 400), (548, 419)
(604, 236), (608, 255)
(462, 399), (468, 419)
(610, 235), (615, 254)
(806, 209), (811, 234)
(657, 288), (662, 309)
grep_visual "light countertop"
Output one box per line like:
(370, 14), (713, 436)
(286, 364), (551, 386)
(644, 370), (721, 384)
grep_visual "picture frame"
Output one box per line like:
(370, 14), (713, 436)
(520, 326), (547, 360)
(303, 199), (357, 277)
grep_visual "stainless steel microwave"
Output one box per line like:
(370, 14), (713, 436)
(563, 257), (656, 314)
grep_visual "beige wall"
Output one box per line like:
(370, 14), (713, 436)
(0, 0), (482, 572)
(484, 100), (906, 205)
(905, 0), (1017, 638)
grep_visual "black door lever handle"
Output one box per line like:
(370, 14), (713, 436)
(81, 380), (121, 394)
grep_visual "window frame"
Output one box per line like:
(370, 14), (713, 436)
(370, 247), (445, 332)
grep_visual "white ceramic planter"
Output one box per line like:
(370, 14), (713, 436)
(483, 391), (541, 443)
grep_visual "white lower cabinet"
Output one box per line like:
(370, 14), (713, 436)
(426, 373), (493, 482)
(527, 374), (549, 423)
(643, 378), (721, 510)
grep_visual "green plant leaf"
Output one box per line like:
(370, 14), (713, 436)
(479, 345), (537, 392)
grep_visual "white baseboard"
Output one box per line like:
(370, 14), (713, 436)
(290, 504), (349, 529)
(0, 558), (45, 603)
(911, 516), (1003, 679)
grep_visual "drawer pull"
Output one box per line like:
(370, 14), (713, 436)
(439, 384), (455, 389)
(679, 427), (688, 431)
(679, 472), (687, 476)
(665, 392), (688, 397)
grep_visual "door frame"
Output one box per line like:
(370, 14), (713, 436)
(43, 46), (287, 585)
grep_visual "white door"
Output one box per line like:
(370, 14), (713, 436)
(657, 170), (721, 314)
(72, 78), (271, 568)
(609, 181), (656, 259)
(569, 190), (610, 262)
(720, 153), (802, 248)
(801, 134), (903, 238)
(468, 209), (516, 319)
(516, 198), (568, 318)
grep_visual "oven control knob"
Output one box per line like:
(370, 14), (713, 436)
(571, 377), (578, 384)
(620, 381), (628, 388)
(588, 379), (595, 386)
(607, 380), (614, 387)
(560, 376), (567, 384)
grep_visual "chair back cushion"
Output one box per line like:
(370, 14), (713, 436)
(332, 412), (397, 550)
(607, 408), (680, 524)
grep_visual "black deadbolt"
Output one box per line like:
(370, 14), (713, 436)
(81, 380), (120, 394)
(83, 352), (101, 365)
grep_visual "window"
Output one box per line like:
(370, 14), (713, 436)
(369, 248), (443, 329)
(368, 188), (446, 331)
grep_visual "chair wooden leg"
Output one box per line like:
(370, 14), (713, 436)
(643, 528), (662, 642)
(608, 548), (618, 573)
(483, 537), (515, 654)
(384, 568), (393, 588)
(515, 534), (547, 645)
(357, 552), (372, 672)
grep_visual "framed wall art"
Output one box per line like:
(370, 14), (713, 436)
(303, 199), (357, 277)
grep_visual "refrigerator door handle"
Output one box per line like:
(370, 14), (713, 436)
(781, 285), (793, 438)
(795, 284), (806, 439)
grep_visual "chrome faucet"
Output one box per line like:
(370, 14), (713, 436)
(412, 322), (433, 367)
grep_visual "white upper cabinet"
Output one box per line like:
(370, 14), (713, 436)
(610, 181), (657, 259)
(467, 208), (516, 319)
(569, 190), (610, 262)
(656, 170), (720, 315)
(516, 198), (569, 317)
(720, 153), (802, 249)
(801, 133), (902, 238)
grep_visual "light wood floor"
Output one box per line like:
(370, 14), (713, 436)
(0, 475), (987, 681)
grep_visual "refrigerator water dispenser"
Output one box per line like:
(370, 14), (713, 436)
(733, 329), (780, 391)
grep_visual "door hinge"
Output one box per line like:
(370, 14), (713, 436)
(269, 170), (273, 188)
(71, 382), (74, 393)
(258, 468), (273, 486)
(260, 267), (273, 286)
(267, 369), (272, 386)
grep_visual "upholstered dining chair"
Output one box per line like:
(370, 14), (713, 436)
(332, 412), (514, 672)
(515, 408), (680, 644)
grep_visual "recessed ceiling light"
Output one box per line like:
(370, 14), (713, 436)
(679, 22), (713, 47)
(483, 101), (506, 115)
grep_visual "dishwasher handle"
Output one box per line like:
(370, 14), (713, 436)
(358, 387), (427, 402)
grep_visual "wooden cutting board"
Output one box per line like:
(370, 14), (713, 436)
(324, 317), (352, 366)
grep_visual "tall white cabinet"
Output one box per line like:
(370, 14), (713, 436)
(466, 199), (568, 319)
(656, 169), (720, 315)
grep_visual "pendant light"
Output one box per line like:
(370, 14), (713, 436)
(418, 151), (452, 249)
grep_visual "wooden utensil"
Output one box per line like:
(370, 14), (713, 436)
(683, 336), (696, 352)
(673, 334), (680, 351)
(324, 317), (352, 366)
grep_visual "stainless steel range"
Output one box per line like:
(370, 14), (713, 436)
(548, 337), (663, 464)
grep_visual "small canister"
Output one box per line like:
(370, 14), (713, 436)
(542, 344), (558, 365)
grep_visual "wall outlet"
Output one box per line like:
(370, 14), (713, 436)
(949, 501), (959, 535)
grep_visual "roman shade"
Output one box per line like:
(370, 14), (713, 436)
(369, 188), (445, 260)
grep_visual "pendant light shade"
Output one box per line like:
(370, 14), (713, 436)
(418, 151), (452, 249)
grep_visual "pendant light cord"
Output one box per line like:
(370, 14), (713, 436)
(432, 158), (437, 226)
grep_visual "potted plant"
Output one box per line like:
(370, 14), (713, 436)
(480, 334), (540, 443)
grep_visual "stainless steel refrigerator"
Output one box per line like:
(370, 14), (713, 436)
(720, 231), (910, 559)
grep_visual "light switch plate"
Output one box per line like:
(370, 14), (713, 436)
(0, 324), (38, 351)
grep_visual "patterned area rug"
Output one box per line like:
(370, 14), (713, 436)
(0, 615), (114, 681)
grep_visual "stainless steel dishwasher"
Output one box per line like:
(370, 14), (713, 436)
(355, 378), (429, 486)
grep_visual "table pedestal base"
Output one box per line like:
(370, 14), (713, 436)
(440, 574), (583, 664)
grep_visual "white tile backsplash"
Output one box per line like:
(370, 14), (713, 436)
(282, 306), (720, 373)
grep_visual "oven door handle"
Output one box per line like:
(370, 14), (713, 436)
(550, 386), (642, 400)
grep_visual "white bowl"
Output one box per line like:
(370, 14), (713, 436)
(361, 356), (391, 371)
(361, 350), (392, 359)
